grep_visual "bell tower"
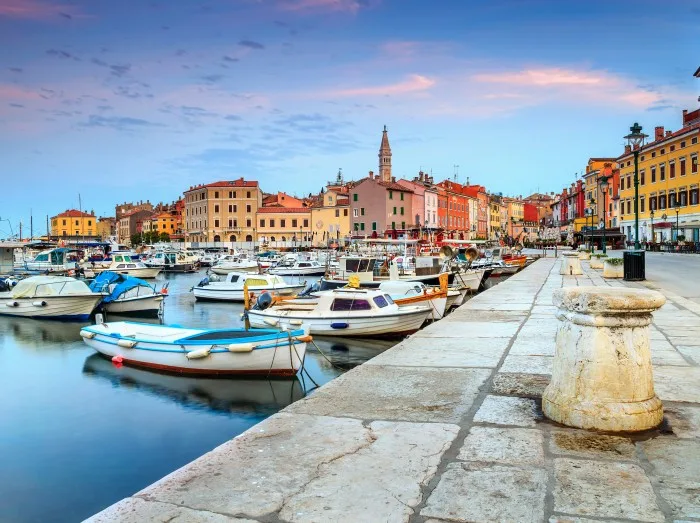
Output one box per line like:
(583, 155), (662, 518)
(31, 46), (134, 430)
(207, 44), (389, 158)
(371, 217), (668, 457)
(378, 125), (392, 182)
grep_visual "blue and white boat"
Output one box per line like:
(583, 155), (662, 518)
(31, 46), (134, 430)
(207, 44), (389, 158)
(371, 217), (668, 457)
(80, 322), (310, 376)
(89, 271), (165, 317)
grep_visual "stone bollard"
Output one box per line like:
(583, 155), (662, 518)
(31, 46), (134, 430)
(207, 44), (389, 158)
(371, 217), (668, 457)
(543, 287), (666, 431)
(559, 252), (583, 275)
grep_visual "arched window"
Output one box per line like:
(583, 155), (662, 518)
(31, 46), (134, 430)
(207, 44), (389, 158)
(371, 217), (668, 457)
(270, 236), (276, 242)
(281, 236), (286, 241)
(245, 234), (253, 242)
(213, 235), (221, 242)
(229, 235), (237, 242)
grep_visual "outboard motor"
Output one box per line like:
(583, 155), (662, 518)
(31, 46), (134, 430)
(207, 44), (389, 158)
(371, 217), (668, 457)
(255, 291), (273, 311)
(197, 277), (209, 287)
(298, 280), (320, 297)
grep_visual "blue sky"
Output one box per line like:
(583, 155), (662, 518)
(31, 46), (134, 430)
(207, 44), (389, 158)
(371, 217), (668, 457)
(1, 0), (698, 237)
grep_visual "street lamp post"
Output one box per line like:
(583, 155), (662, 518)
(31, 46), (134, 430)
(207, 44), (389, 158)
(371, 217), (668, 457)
(599, 176), (609, 254)
(587, 198), (596, 251)
(624, 123), (648, 250)
(650, 209), (655, 247)
(661, 213), (667, 245)
(674, 201), (681, 243)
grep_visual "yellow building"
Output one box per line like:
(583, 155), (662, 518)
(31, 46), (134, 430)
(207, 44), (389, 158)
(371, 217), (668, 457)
(503, 198), (524, 237)
(184, 179), (263, 243)
(618, 111), (700, 243)
(257, 207), (312, 246)
(488, 197), (502, 240)
(310, 190), (350, 246)
(96, 217), (116, 240)
(51, 209), (97, 238)
(582, 157), (617, 227)
(150, 212), (177, 237)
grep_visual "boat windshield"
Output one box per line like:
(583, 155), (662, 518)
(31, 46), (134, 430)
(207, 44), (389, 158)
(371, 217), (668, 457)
(330, 298), (372, 311)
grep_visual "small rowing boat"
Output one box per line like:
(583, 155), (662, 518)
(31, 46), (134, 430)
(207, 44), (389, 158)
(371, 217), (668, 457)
(80, 321), (310, 376)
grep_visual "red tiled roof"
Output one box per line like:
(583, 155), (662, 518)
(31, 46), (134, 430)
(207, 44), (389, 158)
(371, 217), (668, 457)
(617, 122), (700, 161)
(55, 209), (94, 218)
(355, 177), (413, 192)
(184, 179), (259, 192)
(257, 207), (310, 214)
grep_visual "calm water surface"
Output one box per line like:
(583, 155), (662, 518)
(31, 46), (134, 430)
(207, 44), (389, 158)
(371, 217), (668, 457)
(0, 270), (396, 523)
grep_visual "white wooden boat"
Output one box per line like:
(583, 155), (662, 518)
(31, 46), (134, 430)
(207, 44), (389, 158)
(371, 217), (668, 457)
(80, 321), (310, 376)
(144, 252), (196, 273)
(0, 276), (103, 320)
(100, 254), (162, 278)
(193, 272), (305, 302)
(248, 288), (431, 337)
(451, 268), (485, 291)
(268, 259), (326, 276)
(89, 271), (165, 317)
(24, 248), (80, 274)
(211, 255), (259, 275)
(378, 280), (448, 320)
(445, 288), (461, 310)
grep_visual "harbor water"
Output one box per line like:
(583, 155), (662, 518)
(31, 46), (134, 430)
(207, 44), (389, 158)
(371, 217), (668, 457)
(0, 270), (396, 523)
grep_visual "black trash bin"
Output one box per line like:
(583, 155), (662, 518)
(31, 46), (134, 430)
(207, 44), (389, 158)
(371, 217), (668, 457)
(623, 250), (645, 281)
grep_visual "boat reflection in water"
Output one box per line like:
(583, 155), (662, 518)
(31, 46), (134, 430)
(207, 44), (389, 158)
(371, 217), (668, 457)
(82, 353), (305, 417)
(310, 336), (396, 371)
(0, 315), (86, 346)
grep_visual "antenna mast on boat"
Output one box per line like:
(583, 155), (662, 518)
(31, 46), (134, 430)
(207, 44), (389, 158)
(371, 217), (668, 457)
(30, 209), (33, 241)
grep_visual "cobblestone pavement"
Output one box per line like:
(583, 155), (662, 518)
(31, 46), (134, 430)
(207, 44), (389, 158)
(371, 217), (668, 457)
(89, 258), (700, 523)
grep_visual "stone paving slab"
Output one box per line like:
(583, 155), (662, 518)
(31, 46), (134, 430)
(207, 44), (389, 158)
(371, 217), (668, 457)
(421, 462), (548, 522)
(286, 364), (491, 423)
(89, 257), (700, 522)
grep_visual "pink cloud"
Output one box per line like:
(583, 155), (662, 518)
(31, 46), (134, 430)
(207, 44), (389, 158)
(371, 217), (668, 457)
(278, 0), (374, 13)
(0, 0), (80, 19)
(332, 74), (435, 97)
(0, 84), (43, 101)
(472, 67), (667, 108)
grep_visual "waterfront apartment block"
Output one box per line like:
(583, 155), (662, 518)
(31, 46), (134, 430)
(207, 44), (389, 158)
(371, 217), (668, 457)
(184, 179), (262, 243)
(51, 209), (97, 239)
(618, 108), (700, 243)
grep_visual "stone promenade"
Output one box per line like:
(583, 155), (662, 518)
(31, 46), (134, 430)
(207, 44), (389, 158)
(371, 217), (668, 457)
(89, 257), (700, 523)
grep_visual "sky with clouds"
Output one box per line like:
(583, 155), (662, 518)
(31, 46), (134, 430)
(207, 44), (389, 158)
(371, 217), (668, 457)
(1, 0), (698, 236)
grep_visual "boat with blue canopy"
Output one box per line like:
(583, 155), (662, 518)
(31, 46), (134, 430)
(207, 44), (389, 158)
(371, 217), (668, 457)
(89, 271), (166, 317)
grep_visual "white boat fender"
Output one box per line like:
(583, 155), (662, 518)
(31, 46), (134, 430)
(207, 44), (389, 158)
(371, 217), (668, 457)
(116, 339), (138, 349)
(228, 343), (256, 353)
(80, 330), (97, 339)
(289, 320), (303, 326)
(263, 318), (279, 327)
(186, 347), (212, 359)
(32, 301), (47, 307)
(5, 301), (18, 307)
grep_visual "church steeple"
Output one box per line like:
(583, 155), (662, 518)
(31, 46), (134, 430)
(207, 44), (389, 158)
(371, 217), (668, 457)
(378, 125), (392, 182)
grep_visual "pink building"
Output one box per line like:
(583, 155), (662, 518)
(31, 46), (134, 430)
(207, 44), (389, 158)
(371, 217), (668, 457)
(350, 171), (413, 238)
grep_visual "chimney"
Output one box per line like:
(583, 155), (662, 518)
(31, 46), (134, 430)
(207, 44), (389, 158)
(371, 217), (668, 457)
(666, 130), (672, 137)
(654, 126), (664, 141)
(419, 170), (424, 181)
(624, 145), (631, 154)
(392, 176), (396, 183)
(368, 170), (374, 180)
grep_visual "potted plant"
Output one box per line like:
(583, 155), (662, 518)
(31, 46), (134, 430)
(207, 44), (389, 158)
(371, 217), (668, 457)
(590, 253), (608, 269)
(578, 248), (591, 260)
(603, 257), (624, 278)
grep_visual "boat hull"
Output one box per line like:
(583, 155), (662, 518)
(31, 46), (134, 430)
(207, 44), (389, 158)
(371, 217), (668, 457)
(102, 294), (164, 317)
(0, 294), (102, 320)
(211, 265), (259, 275)
(81, 326), (308, 376)
(268, 268), (326, 276)
(319, 272), (454, 291)
(193, 284), (305, 302)
(394, 295), (447, 320)
(248, 307), (430, 337)
(110, 267), (162, 279)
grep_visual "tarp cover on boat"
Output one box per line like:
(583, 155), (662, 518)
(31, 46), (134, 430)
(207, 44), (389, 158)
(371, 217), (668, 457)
(89, 271), (155, 303)
(10, 276), (92, 298)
